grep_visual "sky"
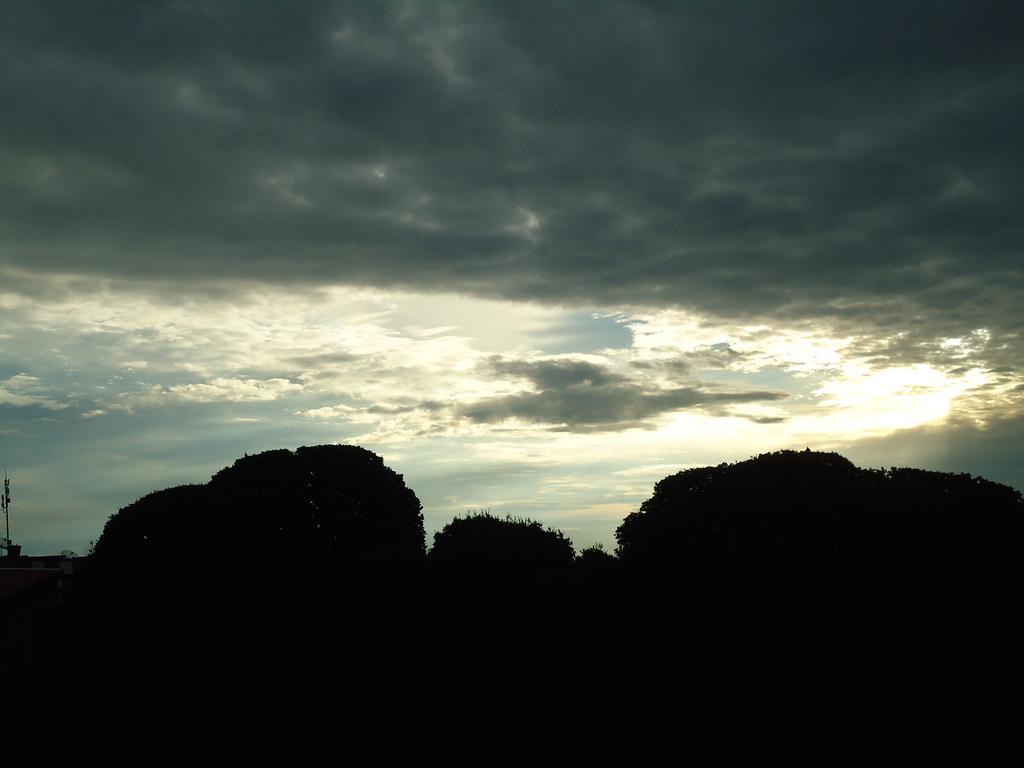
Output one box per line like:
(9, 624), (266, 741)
(1, 1), (1022, 555)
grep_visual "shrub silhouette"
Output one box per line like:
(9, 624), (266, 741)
(615, 449), (1024, 571)
(576, 542), (616, 566)
(574, 542), (618, 578)
(429, 510), (575, 570)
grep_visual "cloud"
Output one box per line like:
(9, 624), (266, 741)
(841, 414), (1024, 493)
(168, 377), (302, 403)
(0, 374), (67, 410)
(491, 358), (627, 389)
(111, 377), (304, 410)
(461, 357), (787, 431)
(287, 351), (360, 368)
(0, 0), (1020, 353)
(299, 400), (443, 425)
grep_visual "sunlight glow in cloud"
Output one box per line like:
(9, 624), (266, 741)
(802, 364), (990, 436)
(3, 273), (1017, 437)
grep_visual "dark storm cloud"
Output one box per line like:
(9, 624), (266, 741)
(2, 1), (1022, 340)
(844, 414), (1024, 493)
(491, 359), (627, 390)
(630, 344), (746, 375)
(462, 357), (785, 431)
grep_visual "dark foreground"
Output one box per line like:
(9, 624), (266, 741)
(3, 448), (1022, 762)
(5, 561), (1022, 762)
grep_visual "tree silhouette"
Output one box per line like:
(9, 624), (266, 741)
(25, 447), (1024, 761)
(206, 444), (425, 565)
(90, 484), (208, 568)
(70, 445), (427, 762)
(615, 449), (1024, 572)
(92, 445), (424, 573)
(429, 510), (575, 570)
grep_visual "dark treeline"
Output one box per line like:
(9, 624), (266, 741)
(4, 446), (1024, 762)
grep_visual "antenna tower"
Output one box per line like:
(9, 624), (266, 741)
(1, 470), (15, 557)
